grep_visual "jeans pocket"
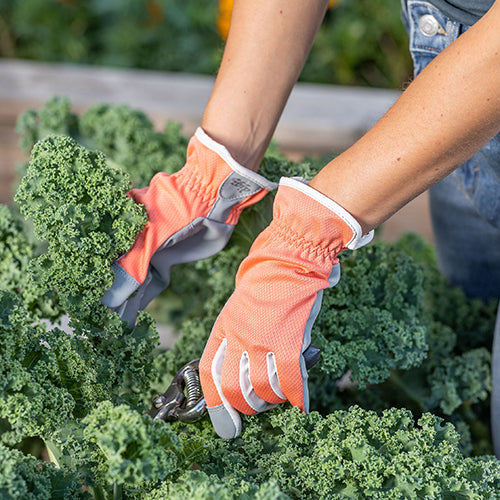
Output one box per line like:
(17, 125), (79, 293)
(406, 0), (457, 76)
(455, 141), (500, 229)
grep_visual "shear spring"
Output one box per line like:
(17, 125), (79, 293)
(148, 359), (206, 423)
(183, 367), (202, 408)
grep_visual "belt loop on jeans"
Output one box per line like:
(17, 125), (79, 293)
(446, 19), (459, 45)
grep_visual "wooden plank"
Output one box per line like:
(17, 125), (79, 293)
(0, 59), (401, 152)
(0, 100), (25, 204)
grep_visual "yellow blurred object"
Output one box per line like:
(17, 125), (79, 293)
(217, 0), (340, 40)
(217, 0), (233, 40)
(147, 1), (165, 25)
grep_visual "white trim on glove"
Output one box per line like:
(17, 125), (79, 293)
(196, 127), (278, 192)
(280, 177), (374, 250)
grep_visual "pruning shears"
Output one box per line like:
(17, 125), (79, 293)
(148, 345), (321, 423)
(148, 359), (205, 422)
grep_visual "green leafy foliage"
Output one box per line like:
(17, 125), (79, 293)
(2, 99), (499, 498)
(0, 442), (87, 499)
(0, 205), (33, 291)
(143, 470), (288, 500)
(186, 406), (500, 499)
(79, 104), (189, 187)
(313, 243), (428, 387)
(425, 348), (492, 415)
(0, 0), (223, 74)
(0, 290), (159, 445)
(303, 0), (412, 88)
(16, 96), (188, 188)
(15, 134), (148, 324)
(1, 0), (92, 63)
(0, 107), (200, 496)
(0, 204), (63, 320)
(16, 96), (79, 157)
(0, 291), (76, 443)
(81, 401), (205, 491)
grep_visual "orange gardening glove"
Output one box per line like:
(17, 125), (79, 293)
(199, 177), (373, 438)
(101, 128), (276, 325)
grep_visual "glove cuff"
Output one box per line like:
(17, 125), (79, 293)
(279, 177), (374, 250)
(195, 127), (278, 192)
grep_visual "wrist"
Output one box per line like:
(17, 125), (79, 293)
(193, 127), (277, 191)
(309, 167), (377, 235)
(201, 116), (271, 173)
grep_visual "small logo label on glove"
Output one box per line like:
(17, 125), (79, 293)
(229, 177), (255, 194)
(221, 174), (260, 199)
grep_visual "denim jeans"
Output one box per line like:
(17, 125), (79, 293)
(402, 0), (500, 301)
(402, 0), (500, 456)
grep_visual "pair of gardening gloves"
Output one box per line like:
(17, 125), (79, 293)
(102, 128), (372, 439)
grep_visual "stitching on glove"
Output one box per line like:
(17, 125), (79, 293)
(265, 219), (344, 262)
(280, 177), (362, 249)
(174, 165), (220, 207)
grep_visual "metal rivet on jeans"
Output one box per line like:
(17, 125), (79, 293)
(419, 14), (441, 37)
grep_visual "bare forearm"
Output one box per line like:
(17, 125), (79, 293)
(202, 0), (329, 171)
(310, 1), (500, 232)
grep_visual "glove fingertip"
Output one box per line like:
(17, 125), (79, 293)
(101, 263), (139, 308)
(208, 405), (242, 439)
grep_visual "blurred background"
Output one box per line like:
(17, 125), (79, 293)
(0, 0), (411, 87)
(0, 0), (431, 240)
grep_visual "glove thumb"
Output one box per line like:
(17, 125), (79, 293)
(201, 338), (243, 439)
(207, 404), (242, 439)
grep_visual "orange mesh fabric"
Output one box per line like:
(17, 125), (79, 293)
(117, 135), (268, 283)
(200, 180), (356, 416)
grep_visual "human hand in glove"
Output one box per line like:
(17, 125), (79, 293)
(199, 177), (373, 439)
(101, 127), (276, 325)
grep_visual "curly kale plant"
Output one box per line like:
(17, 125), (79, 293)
(0, 290), (200, 498)
(80, 401), (205, 495)
(0, 205), (34, 294)
(15, 134), (147, 324)
(16, 96), (79, 157)
(3, 98), (499, 498)
(163, 406), (500, 499)
(79, 103), (188, 187)
(16, 97), (188, 189)
(0, 204), (63, 320)
(0, 443), (86, 500)
(0, 290), (159, 445)
(143, 471), (287, 500)
(312, 243), (428, 387)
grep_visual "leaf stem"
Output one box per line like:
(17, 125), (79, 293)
(113, 482), (123, 500)
(89, 485), (108, 500)
(44, 439), (62, 468)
